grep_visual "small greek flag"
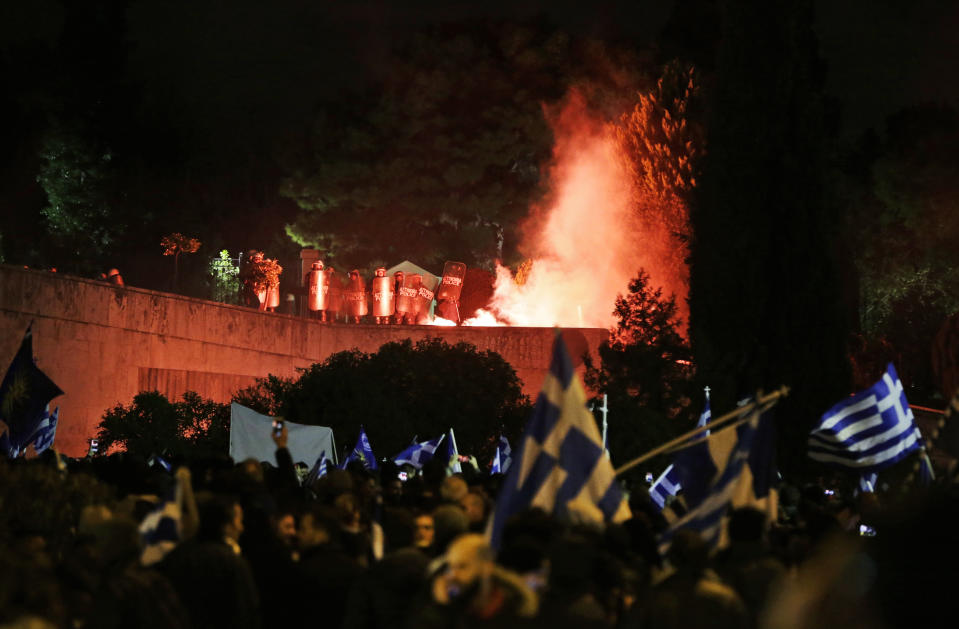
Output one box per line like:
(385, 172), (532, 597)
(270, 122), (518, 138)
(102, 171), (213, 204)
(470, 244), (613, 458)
(304, 451), (329, 486)
(809, 363), (921, 471)
(445, 428), (462, 474)
(27, 406), (58, 455)
(139, 476), (185, 566)
(394, 435), (444, 469)
(859, 472), (877, 493)
(648, 390), (711, 510)
(649, 464), (682, 509)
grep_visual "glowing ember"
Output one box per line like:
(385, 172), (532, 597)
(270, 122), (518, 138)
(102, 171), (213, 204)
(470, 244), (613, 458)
(486, 91), (685, 329)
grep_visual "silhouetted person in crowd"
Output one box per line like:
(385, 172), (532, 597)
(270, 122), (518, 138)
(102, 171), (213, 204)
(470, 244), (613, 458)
(413, 533), (537, 628)
(159, 494), (260, 629)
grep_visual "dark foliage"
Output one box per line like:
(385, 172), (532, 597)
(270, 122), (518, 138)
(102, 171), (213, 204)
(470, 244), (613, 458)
(95, 391), (230, 459)
(585, 270), (695, 479)
(234, 338), (532, 463)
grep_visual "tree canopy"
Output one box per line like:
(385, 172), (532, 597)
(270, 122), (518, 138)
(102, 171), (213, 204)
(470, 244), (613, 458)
(585, 269), (694, 479)
(95, 391), (230, 460)
(282, 19), (651, 271)
(844, 103), (959, 399)
(234, 338), (532, 464)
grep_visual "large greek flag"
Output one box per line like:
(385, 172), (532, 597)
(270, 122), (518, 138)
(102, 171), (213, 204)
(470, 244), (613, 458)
(488, 333), (630, 549)
(659, 403), (777, 554)
(808, 363), (921, 471)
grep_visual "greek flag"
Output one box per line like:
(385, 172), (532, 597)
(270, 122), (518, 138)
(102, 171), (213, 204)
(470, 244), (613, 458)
(24, 406), (58, 455)
(648, 392), (711, 509)
(858, 472), (877, 493)
(304, 451), (329, 486)
(809, 363), (921, 471)
(148, 454), (172, 473)
(394, 435), (444, 469)
(649, 464), (682, 509)
(0, 325), (64, 458)
(445, 428), (462, 474)
(659, 403), (777, 554)
(488, 333), (630, 549)
(139, 476), (185, 566)
(340, 426), (378, 470)
(497, 435), (513, 472)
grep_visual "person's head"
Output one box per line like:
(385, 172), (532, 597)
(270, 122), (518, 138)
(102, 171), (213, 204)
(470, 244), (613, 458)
(432, 504), (469, 555)
(299, 504), (340, 550)
(349, 269), (360, 280)
(445, 533), (495, 592)
(197, 493), (244, 543)
(460, 491), (488, 526)
(375, 267), (386, 277)
(440, 476), (469, 504)
(312, 261), (323, 270)
(274, 511), (297, 548)
(414, 512), (435, 549)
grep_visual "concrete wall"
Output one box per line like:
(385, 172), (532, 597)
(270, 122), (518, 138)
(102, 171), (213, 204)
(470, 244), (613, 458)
(0, 265), (607, 456)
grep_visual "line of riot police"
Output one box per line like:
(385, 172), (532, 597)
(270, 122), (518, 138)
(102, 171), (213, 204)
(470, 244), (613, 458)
(306, 261), (468, 325)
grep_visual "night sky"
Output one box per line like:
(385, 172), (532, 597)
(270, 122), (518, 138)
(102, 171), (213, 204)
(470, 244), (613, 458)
(1, 0), (958, 284)
(4, 0), (955, 154)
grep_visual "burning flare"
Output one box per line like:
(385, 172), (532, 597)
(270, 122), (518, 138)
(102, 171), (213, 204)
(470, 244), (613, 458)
(485, 91), (685, 328)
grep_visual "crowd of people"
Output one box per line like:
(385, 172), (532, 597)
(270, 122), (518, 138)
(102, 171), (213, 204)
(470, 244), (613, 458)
(0, 423), (954, 629)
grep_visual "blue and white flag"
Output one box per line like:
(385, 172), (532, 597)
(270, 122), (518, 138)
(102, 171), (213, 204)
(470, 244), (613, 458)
(24, 406), (58, 455)
(394, 435), (445, 469)
(497, 435), (513, 473)
(809, 363), (921, 471)
(304, 451), (329, 486)
(491, 446), (503, 475)
(340, 426), (378, 470)
(139, 477), (185, 566)
(0, 325), (64, 458)
(488, 333), (630, 549)
(659, 403), (777, 554)
(649, 464), (682, 509)
(648, 390), (711, 510)
(445, 428), (462, 474)
(859, 472), (878, 494)
(697, 392), (712, 436)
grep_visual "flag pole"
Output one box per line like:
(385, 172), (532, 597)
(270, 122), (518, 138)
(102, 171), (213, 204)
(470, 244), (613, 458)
(600, 394), (609, 453)
(614, 386), (789, 477)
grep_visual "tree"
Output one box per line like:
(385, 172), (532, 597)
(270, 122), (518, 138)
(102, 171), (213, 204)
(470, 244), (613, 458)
(282, 19), (650, 271)
(688, 0), (851, 478)
(611, 61), (706, 320)
(160, 232), (201, 290)
(95, 391), (230, 459)
(585, 270), (694, 479)
(846, 104), (959, 400)
(233, 338), (532, 463)
(37, 118), (126, 272)
(209, 249), (241, 304)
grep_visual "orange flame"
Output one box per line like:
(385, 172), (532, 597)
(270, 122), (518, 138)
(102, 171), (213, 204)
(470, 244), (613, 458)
(486, 91), (686, 329)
